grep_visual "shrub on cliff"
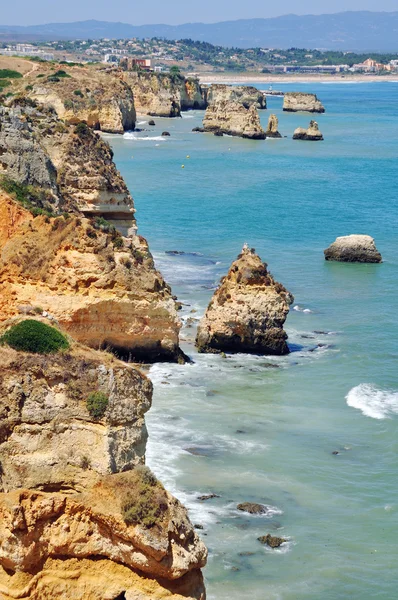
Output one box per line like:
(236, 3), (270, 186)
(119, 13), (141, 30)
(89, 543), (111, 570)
(0, 176), (54, 217)
(0, 69), (22, 79)
(0, 320), (70, 354)
(121, 466), (168, 528)
(86, 391), (109, 419)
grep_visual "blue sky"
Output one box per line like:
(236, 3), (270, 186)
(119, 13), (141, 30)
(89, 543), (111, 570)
(2, 0), (396, 26)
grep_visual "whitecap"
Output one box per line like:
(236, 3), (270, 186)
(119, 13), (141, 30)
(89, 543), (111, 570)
(293, 305), (313, 313)
(346, 383), (398, 419)
(137, 120), (147, 125)
(123, 133), (167, 142)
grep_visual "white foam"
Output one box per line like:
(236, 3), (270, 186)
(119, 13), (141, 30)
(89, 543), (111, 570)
(293, 305), (313, 313)
(123, 133), (166, 142)
(346, 383), (398, 419)
(137, 120), (147, 125)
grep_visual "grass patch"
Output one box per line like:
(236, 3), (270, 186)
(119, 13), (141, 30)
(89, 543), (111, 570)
(0, 69), (22, 79)
(0, 176), (55, 217)
(0, 79), (11, 91)
(121, 466), (168, 528)
(0, 320), (70, 354)
(86, 391), (109, 419)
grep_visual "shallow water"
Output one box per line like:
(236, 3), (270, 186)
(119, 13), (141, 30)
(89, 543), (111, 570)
(109, 82), (398, 599)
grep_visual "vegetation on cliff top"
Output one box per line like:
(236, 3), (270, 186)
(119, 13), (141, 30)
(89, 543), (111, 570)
(0, 320), (70, 354)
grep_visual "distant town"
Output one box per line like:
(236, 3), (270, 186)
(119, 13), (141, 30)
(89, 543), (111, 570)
(1, 37), (397, 76)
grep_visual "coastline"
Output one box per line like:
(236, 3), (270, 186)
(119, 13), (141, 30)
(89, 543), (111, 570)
(198, 73), (398, 84)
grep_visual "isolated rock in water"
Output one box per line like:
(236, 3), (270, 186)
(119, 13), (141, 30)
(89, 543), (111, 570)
(206, 84), (266, 109)
(258, 534), (287, 548)
(162, 131), (171, 136)
(237, 502), (270, 515)
(203, 101), (266, 140)
(293, 120), (324, 141)
(265, 114), (282, 138)
(324, 235), (382, 263)
(196, 245), (293, 355)
(148, 119), (156, 126)
(283, 92), (325, 113)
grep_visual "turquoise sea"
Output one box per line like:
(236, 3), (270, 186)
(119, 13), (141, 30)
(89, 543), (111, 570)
(107, 81), (398, 600)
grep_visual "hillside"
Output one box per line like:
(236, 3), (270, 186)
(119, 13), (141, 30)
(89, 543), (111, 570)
(1, 12), (398, 51)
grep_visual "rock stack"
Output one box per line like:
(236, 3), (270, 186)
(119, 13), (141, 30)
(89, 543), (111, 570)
(196, 245), (294, 355)
(293, 120), (324, 141)
(283, 92), (325, 113)
(324, 235), (382, 263)
(265, 114), (282, 138)
(202, 101), (266, 140)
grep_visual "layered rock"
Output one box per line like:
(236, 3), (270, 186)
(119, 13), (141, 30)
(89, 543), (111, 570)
(324, 235), (382, 263)
(180, 78), (207, 110)
(124, 72), (181, 117)
(293, 120), (324, 141)
(203, 101), (266, 139)
(0, 342), (152, 493)
(205, 84), (266, 109)
(0, 200), (182, 362)
(0, 102), (136, 233)
(17, 62), (136, 133)
(265, 114), (282, 138)
(196, 245), (293, 355)
(0, 341), (207, 598)
(283, 92), (325, 113)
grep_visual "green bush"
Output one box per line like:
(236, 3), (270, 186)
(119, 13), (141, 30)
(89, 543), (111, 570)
(73, 89), (83, 97)
(86, 391), (109, 419)
(54, 69), (71, 78)
(0, 69), (22, 79)
(0, 320), (70, 354)
(122, 466), (167, 528)
(0, 79), (11, 91)
(75, 121), (90, 137)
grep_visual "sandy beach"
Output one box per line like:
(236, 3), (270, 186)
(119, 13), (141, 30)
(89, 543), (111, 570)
(198, 73), (398, 84)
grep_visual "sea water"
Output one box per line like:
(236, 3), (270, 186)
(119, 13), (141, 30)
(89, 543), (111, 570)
(108, 82), (398, 599)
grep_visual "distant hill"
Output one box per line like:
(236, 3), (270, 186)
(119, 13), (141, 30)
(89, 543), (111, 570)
(1, 12), (398, 51)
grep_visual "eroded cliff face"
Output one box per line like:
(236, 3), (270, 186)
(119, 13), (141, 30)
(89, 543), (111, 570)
(0, 341), (206, 599)
(283, 92), (325, 113)
(17, 62), (136, 133)
(196, 245), (293, 355)
(205, 84), (266, 109)
(0, 200), (182, 362)
(0, 102), (135, 232)
(203, 100), (266, 139)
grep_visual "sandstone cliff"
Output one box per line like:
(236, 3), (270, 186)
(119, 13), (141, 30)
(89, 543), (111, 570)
(293, 120), (324, 141)
(12, 61), (136, 133)
(283, 92), (325, 113)
(0, 338), (206, 598)
(0, 197), (182, 362)
(0, 101), (135, 233)
(205, 84), (266, 109)
(123, 72), (205, 117)
(324, 234), (382, 263)
(203, 100), (266, 139)
(265, 114), (282, 138)
(196, 245), (293, 355)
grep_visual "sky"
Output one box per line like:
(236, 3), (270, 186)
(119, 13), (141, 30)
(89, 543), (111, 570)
(2, 0), (397, 26)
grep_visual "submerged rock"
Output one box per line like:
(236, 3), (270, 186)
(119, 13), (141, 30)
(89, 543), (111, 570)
(203, 101), (266, 140)
(161, 131), (171, 136)
(237, 502), (271, 515)
(258, 534), (287, 548)
(196, 245), (293, 355)
(293, 120), (324, 141)
(265, 114), (282, 138)
(283, 92), (325, 113)
(324, 234), (382, 263)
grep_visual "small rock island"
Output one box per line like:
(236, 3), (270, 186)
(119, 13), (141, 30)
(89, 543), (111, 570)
(196, 245), (294, 355)
(283, 92), (325, 113)
(324, 235), (382, 263)
(202, 100), (266, 139)
(293, 120), (324, 141)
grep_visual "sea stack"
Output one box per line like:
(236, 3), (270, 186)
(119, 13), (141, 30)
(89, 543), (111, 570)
(293, 120), (324, 141)
(205, 84), (266, 109)
(203, 100), (266, 140)
(265, 114), (282, 138)
(196, 245), (293, 355)
(283, 92), (325, 113)
(324, 235), (382, 263)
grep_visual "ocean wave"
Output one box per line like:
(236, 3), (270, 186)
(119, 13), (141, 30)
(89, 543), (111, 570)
(293, 305), (313, 313)
(123, 133), (167, 141)
(346, 383), (398, 419)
